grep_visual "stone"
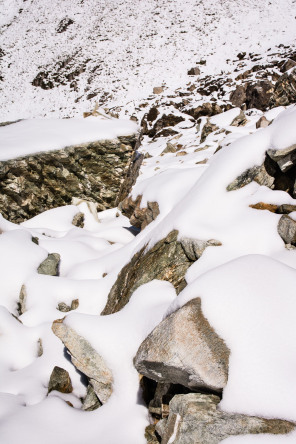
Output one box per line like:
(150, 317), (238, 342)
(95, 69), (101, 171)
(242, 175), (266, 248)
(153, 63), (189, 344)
(101, 230), (210, 315)
(145, 425), (160, 444)
(267, 144), (296, 172)
(57, 299), (79, 313)
(187, 67), (201, 76)
(56, 17), (74, 33)
(0, 134), (138, 223)
(153, 87), (163, 94)
(200, 120), (219, 143)
(185, 102), (222, 121)
(277, 214), (296, 245)
(37, 253), (60, 276)
(52, 319), (113, 404)
(229, 84), (247, 107)
(152, 128), (179, 139)
(230, 110), (247, 126)
(82, 384), (102, 411)
(245, 81), (274, 111)
(119, 195), (160, 230)
(226, 162), (275, 191)
(72, 212), (84, 228)
(134, 298), (229, 392)
(161, 143), (177, 155)
(256, 116), (270, 129)
(157, 393), (295, 444)
(19, 284), (27, 315)
(147, 106), (159, 123)
(148, 114), (185, 138)
(48, 366), (73, 394)
(249, 202), (278, 212)
(280, 59), (296, 73)
(271, 67), (296, 107)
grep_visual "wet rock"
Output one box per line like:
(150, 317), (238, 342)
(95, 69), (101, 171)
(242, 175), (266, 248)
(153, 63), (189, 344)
(0, 134), (138, 223)
(134, 298), (229, 392)
(37, 253), (60, 276)
(271, 67), (296, 107)
(48, 366), (73, 394)
(101, 230), (202, 315)
(52, 319), (113, 404)
(277, 214), (296, 245)
(120, 195), (160, 230)
(157, 393), (295, 444)
(82, 384), (102, 411)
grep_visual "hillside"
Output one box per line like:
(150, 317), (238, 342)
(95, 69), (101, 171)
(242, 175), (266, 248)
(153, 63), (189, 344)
(1, 1), (296, 444)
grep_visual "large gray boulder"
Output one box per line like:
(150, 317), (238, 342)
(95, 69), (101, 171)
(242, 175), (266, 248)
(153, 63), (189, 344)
(52, 319), (113, 404)
(156, 393), (295, 444)
(134, 298), (229, 392)
(0, 134), (138, 223)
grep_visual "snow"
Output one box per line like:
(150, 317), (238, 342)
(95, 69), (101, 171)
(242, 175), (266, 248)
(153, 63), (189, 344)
(0, 118), (138, 160)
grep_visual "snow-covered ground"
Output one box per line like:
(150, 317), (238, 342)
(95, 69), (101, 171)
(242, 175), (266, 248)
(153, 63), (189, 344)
(0, 0), (296, 119)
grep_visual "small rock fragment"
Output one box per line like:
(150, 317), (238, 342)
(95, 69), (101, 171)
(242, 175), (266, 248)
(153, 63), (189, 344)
(48, 366), (73, 394)
(37, 253), (60, 276)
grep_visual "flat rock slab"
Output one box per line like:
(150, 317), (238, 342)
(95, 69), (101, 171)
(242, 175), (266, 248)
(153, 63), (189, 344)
(156, 393), (295, 444)
(134, 298), (229, 392)
(52, 319), (113, 404)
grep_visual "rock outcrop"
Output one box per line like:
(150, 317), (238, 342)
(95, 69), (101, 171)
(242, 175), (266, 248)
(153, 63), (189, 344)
(0, 134), (138, 223)
(101, 231), (221, 315)
(156, 393), (295, 444)
(134, 298), (229, 392)
(119, 195), (160, 230)
(52, 319), (113, 404)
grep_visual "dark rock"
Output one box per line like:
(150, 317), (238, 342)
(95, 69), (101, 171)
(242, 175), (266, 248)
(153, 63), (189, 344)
(280, 59), (296, 73)
(271, 67), (296, 107)
(148, 114), (185, 138)
(37, 253), (60, 276)
(152, 128), (179, 139)
(56, 17), (74, 33)
(184, 102), (222, 120)
(52, 319), (113, 404)
(134, 298), (229, 392)
(157, 393), (295, 444)
(245, 80), (274, 111)
(187, 67), (201, 76)
(277, 214), (296, 245)
(101, 230), (206, 315)
(237, 52), (246, 60)
(120, 195), (160, 230)
(229, 84), (247, 108)
(0, 134), (138, 223)
(147, 106), (159, 123)
(145, 425), (160, 444)
(48, 366), (73, 394)
(115, 149), (143, 206)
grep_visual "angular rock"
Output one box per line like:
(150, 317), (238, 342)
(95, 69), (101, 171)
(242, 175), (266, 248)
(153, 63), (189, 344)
(187, 67), (201, 76)
(120, 195), (160, 230)
(229, 84), (247, 108)
(226, 161), (275, 191)
(230, 110), (247, 127)
(280, 58), (296, 73)
(161, 143), (177, 155)
(245, 81), (274, 111)
(148, 114), (185, 138)
(153, 87), (163, 94)
(267, 144), (296, 172)
(48, 366), (73, 394)
(0, 134), (138, 223)
(37, 253), (60, 276)
(52, 319), (113, 404)
(101, 230), (208, 315)
(277, 214), (296, 245)
(134, 298), (229, 392)
(72, 212), (84, 228)
(157, 393), (295, 444)
(82, 384), (102, 411)
(57, 299), (79, 313)
(185, 102), (222, 121)
(271, 67), (296, 107)
(256, 116), (270, 129)
(200, 120), (219, 143)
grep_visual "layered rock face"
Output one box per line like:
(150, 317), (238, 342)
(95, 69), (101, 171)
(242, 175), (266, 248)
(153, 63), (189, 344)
(0, 134), (138, 223)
